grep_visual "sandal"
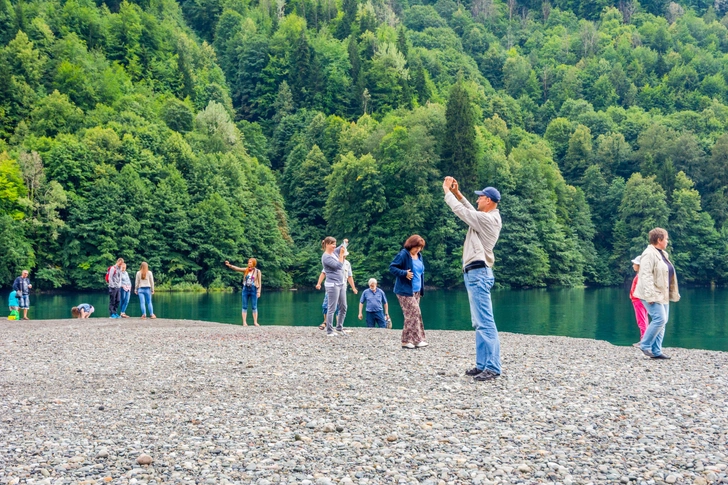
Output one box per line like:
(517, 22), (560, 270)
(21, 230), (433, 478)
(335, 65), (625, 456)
(318, 323), (326, 330)
(141, 315), (146, 319)
(150, 314), (156, 319)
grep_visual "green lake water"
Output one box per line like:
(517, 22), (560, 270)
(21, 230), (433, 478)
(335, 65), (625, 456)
(8, 287), (728, 351)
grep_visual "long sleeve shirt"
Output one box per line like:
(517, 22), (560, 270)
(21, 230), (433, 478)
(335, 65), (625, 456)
(444, 192), (502, 268)
(321, 246), (345, 286)
(135, 271), (155, 291)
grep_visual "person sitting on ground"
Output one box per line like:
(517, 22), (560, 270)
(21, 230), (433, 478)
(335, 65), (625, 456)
(8, 289), (20, 320)
(358, 278), (389, 328)
(71, 304), (95, 318)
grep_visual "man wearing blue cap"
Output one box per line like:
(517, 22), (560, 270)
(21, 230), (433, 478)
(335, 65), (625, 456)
(443, 176), (503, 381)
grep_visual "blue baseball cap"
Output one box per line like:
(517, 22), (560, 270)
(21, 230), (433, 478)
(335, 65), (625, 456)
(474, 186), (501, 202)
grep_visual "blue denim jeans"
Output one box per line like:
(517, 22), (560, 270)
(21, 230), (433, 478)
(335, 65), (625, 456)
(366, 310), (387, 328)
(242, 286), (258, 313)
(18, 294), (29, 309)
(138, 287), (153, 316)
(120, 289), (131, 314)
(640, 301), (669, 356)
(464, 266), (501, 375)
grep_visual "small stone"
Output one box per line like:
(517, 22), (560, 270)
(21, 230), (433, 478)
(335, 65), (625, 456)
(322, 423), (336, 433)
(98, 406), (104, 411)
(97, 449), (109, 458)
(336, 425), (344, 432)
(386, 434), (398, 442)
(518, 464), (531, 473)
(666, 475), (677, 484)
(136, 454), (153, 465)
(693, 478), (708, 485)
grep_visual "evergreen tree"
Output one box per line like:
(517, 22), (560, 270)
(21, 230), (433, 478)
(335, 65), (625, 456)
(442, 79), (478, 189)
(612, 173), (669, 281)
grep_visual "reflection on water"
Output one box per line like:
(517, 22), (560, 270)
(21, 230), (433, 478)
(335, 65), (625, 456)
(12, 287), (728, 351)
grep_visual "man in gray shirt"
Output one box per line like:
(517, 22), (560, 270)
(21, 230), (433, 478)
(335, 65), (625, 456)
(443, 176), (503, 381)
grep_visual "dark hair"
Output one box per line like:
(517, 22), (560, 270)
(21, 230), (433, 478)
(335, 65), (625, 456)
(649, 228), (668, 245)
(321, 236), (336, 250)
(404, 234), (426, 250)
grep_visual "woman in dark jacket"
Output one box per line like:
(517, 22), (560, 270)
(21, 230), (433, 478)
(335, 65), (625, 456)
(389, 234), (427, 349)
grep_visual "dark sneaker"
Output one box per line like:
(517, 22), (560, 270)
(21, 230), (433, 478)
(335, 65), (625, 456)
(465, 367), (483, 376)
(641, 348), (655, 358)
(473, 369), (500, 381)
(651, 353), (671, 360)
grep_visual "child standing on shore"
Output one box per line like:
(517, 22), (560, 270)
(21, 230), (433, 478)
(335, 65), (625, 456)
(630, 256), (648, 344)
(8, 290), (20, 320)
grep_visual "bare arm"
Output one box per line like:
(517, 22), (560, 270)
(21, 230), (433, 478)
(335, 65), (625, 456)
(348, 276), (357, 294)
(225, 261), (247, 273)
(358, 302), (364, 319)
(316, 271), (325, 290)
(384, 303), (389, 316)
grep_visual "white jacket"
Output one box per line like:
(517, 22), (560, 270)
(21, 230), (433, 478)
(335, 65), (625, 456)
(632, 245), (680, 305)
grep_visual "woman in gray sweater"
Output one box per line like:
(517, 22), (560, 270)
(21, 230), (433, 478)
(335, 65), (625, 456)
(321, 237), (348, 336)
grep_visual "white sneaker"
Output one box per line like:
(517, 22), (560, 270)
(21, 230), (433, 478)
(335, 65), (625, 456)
(327, 332), (338, 337)
(401, 343), (415, 349)
(416, 341), (429, 348)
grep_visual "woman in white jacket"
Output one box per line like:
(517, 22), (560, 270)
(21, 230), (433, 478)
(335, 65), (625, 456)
(632, 227), (680, 359)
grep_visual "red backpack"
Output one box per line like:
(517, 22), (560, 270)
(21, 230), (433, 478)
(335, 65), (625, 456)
(105, 266), (113, 283)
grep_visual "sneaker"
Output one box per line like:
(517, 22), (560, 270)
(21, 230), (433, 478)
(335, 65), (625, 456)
(651, 353), (671, 360)
(641, 348), (655, 358)
(465, 367), (483, 376)
(632, 342), (640, 348)
(416, 341), (429, 348)
(110, 314), (119, 319)
(327, 332), (338, 337)
(473, 369), (500, 382)
(401, 343), (415, 349)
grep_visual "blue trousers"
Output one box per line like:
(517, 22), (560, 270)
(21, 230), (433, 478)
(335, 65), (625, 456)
(242, 286), (258, 313)
(120, 289), (131, 314)
(366, 310), (387, 328)
(640, 301), (670, 357)
(464, 266), (501, 375)
(138, 287), (153, 316)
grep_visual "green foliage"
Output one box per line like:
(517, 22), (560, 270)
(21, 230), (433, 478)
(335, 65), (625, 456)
(2, 0), (728, 289)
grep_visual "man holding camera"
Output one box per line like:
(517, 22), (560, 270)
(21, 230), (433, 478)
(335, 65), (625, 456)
(443, 176), (503, 382)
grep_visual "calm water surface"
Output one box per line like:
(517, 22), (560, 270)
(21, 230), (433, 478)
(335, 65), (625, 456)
(13, 287), (728, 351)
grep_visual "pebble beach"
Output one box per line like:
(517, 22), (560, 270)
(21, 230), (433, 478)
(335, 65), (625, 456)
(1, 318), (727, 485)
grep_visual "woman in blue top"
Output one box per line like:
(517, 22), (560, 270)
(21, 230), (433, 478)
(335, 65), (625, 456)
(389, 235), (427, 349)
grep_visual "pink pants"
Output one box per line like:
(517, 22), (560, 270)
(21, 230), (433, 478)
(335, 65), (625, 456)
(632, 299), (648, 338)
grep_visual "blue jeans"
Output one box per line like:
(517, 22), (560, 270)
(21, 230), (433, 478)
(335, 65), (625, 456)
(464, 266), (501, 375)
(138, 287), (153, 316)
(640, 301), (669, 356)
(120, 289), (131, 314)
(366, 310), (387, 328)
(18, 294), (29, 309)
(242, 286), (258, 313)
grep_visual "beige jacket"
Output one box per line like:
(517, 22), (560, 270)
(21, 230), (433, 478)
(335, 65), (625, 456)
(632, 245), (680, 305)
(444, 192), (502, 268)
(135, 271), (154, 291)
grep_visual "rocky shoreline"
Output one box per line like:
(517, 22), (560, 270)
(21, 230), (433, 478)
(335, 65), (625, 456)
(1, 319), (727, 485)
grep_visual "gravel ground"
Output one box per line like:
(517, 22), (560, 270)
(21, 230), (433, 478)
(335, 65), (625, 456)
(1, 319), (727, 485)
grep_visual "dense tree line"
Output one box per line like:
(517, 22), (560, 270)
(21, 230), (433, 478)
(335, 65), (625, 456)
(1, 0), (728, 289)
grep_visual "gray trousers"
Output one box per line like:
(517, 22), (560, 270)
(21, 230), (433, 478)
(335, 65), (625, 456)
(325, 284), (347, 333)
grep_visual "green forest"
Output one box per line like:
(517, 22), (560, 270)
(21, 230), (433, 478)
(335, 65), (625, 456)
(1, 0), (728, 290)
